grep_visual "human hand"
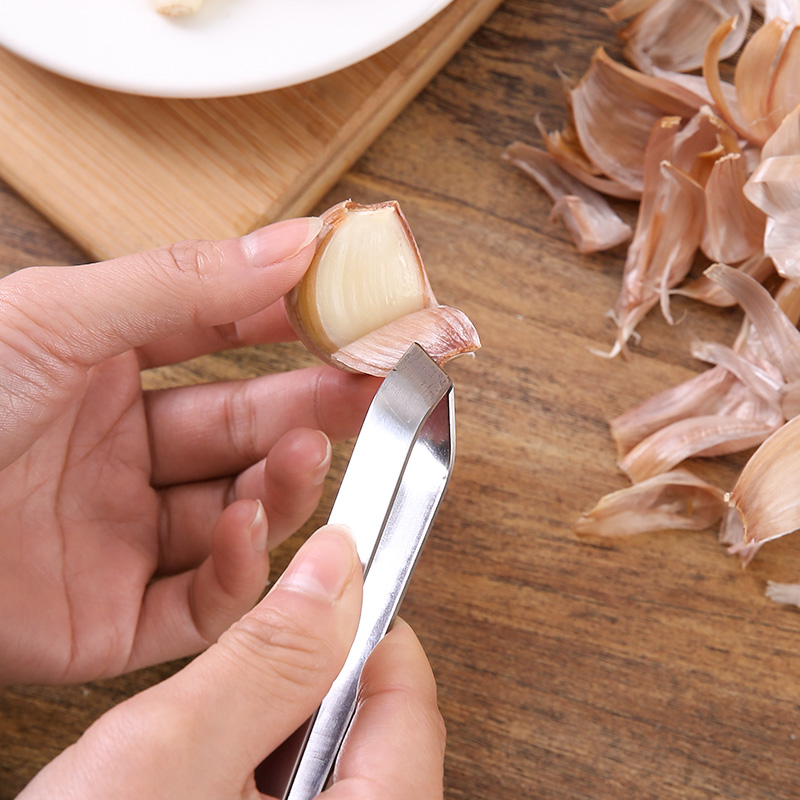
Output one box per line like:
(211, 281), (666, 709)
(0, 218), (379, 685)
(18, 524), (446, 799)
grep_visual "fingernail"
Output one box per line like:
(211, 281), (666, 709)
(276, 525), (358, 602)
(311, 431), (332, 486)
(241, 217), (323, 266)
(249, 499), (268, 553)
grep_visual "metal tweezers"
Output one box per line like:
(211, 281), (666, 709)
(255, 342), (456, 799)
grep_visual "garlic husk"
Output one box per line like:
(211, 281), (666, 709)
(762, 103), (800, 159)
(331, 306), (480, 377)
(570, 48), (707, 193)
(731, 415), (800, 545)
(608, 151), (705, 357)
(285, 200), (479, 377)
(503, 142), (632, 252)
(743, 154), (800, 280)
(611, 365), (737, 457)
(610, 0), (751, 74)
(703, 17), (752, 141)
(701, 153), (766, 263)
(705, 263), (800, 380)
(620, 413), (781, 482)
(573, 469), (727, 537)
(733, 18), (789, 143)
(765, 581), (800, 608)
(534, 116), (642, 200)
(673, 253), (774, 307)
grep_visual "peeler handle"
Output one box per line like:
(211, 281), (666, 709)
(255, 344), (456, 799)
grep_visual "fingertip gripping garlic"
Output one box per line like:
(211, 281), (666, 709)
(286, 200), (481, 377)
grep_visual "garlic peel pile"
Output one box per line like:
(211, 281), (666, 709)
(511, 1), (800, 603)
(286, 200), (480, 378)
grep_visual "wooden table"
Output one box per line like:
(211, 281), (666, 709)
(3, 1), (800, 797)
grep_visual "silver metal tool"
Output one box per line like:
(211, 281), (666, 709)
(255, 343), (456, 799)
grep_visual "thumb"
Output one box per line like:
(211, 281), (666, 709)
(190, 522), (364, 766)
(21, 525), (363, 800)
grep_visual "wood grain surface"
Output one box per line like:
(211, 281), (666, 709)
(3, 1), (800, 798)
(0, 0), (501, 263)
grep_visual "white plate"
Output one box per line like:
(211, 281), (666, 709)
(0, 0), (453, 98)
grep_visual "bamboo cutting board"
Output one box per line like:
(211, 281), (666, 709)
(0, 0), (501, 262)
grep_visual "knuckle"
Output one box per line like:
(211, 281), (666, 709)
(220, 604), (338, 696)
(221, 381), (261, 465)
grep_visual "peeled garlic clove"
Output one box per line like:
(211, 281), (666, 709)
(731, 415), (800, 545)
(285, 200), (480, 377)
(331, 306), (480, 377)
(573, 469), (727, 537)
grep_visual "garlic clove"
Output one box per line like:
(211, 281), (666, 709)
(330, 306), (480, 377)
(570, 48), (707, 193)
(573, 469), (727, 537)
(731, 414), (800, 545)
(285, 200), (479, 377)
(503, 142), (632, 252)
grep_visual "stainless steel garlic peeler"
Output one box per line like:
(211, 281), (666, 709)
(255, 342), (456, 799)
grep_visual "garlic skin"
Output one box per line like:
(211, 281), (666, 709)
(730, 414), (800, 546)
(285, 200), (480, 377)
(503, 141), (632, 253)
(606, 0), (751, 74)
(573, 469), (727, 537)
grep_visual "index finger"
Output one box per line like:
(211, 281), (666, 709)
(1, 216), (322, 370)
(136, 298), (296, 369)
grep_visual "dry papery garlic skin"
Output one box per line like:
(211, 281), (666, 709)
(286, 200), (481, 377)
